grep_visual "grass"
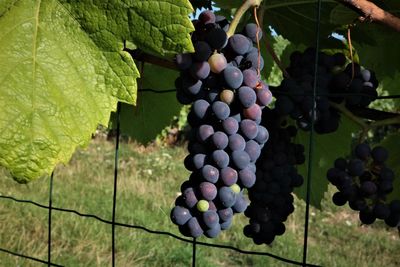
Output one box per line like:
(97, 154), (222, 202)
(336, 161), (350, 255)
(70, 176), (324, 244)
(0, 137), (399, 267)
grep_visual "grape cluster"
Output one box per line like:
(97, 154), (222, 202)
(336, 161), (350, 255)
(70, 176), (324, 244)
(275, 48), (379, 134)
(274, 48), (345, 134)
(330, 63), (379, 108)
(243, 108), (305, 244)
(171, 11), (273, 238)
(327, 143), (400, 227)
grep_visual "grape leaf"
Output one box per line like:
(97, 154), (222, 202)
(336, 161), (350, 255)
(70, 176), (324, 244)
(111, 64), (182, 144)
(0, 0), (194, 182)
(379, 132), (400, 201)
(60, 0), (195, 57)
(294, 117), (359, 208)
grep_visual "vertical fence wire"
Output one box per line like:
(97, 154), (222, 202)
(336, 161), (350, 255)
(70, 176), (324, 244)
(302, 0), (323, 265)
(112, 102), (121, 267)
(192, 238), (197, 267)
(48, 172), (54, 267)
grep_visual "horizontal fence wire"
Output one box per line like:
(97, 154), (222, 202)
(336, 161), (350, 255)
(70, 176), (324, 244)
(137, 88), (400, 100)
(0, 247), (63, 267)
(0, 194), (321, 267)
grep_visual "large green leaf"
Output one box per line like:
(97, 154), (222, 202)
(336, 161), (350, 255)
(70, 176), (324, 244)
(0, 0), (194, 182)
(379, 132), (400, 201)
(294, 117), (359, 208)
(112, 64), (182, 144)
(60, 0), (195, 57)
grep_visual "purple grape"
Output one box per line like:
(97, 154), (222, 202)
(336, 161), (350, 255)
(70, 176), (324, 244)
(244, 23), (262, 42)
(371, 146), (388, 163)
(190, 61), (210, 80)
(243, 104), (262, 122)
(206, 28), (228, 50)
(233, 194), (248, 213)
(201, 165), (219, 183)
(223, 66), (243, 89)
(222, 117), (239, 135)
(239, 168), (256, 188)
(219, 186), (237, 208)
(183, 187), (198, 208)
(220, 167), (238, 186)
(256, 89), (273, 106)
(199, 10), (216, 24)
(232, 150), (251, 170)
(197, 125), (214, 142)
(218, 208), (233, 221)
(244, 140), (261, 162)
(205, 224), (221, 238)
(240, 119), (258, 139)
(220, 218), (233, 230)
(193, 99), (210, 120)
(187, 217), (204, 238)
(229, 34), (251, 55)
(238, 86), (257, 108)
(212, 150), (229, 168)
(228, 134), (246, 151)
(171, 206), (192, 225)
(200, 182), (218, 201)
(255, 126), (269, 144)
(192, 154), (207, 170)
(242, 69), (258, 88)
(212, 101), (230, 120)
(211, 131), (229, 150)
(355, 143), (371, 160)
(193, 41), (212, 61)
(202, 210), (219, 228)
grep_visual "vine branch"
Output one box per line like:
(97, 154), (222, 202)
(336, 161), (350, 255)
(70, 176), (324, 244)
(336, 0), (400, 32)
(125, 48), (178, 71)
(330, 101), (400, 142)
(330, 101), (368, 129)
(258, 3), (291, 78)
(227, 0), (263, 37)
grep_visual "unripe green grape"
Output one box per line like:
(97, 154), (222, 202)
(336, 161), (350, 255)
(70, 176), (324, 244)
(197, 200), (209, 212)
(230, 183), (241, 193)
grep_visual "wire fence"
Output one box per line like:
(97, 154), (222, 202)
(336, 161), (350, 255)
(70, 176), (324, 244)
(0, 1), (399, 266)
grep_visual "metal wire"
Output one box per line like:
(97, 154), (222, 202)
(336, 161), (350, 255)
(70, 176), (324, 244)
(0, 194), (321, 267)
(138, 88), (400, 100)
(303, 0), (323, 265)
(112, 102), (121, 267)
(48, 172), (54, 267)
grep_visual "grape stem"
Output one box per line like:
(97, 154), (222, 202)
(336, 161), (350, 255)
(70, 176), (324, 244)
(369, 115), (400, 128)
(227, 0), (263, 37)
(330, 101), (368, 129)
(330, 101), (400, 142)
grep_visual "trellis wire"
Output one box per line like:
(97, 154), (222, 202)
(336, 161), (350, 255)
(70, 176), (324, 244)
(48, 172), (54, 266)
(0, 194), (321, 267)
(112, 102), (121, 267)
(137, 88), (400, 100)
(303, 0), (322, 264)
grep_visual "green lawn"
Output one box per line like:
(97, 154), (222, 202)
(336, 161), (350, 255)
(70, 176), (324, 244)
(0, 137), (399, 266)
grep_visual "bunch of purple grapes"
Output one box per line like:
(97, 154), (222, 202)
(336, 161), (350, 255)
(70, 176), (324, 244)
(274, 48), (345, 134)
(170, 10), (273, 239)
(329, 63), (379, 108)
(243, 108), (305, 244)
(327, 143), (400, 227)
